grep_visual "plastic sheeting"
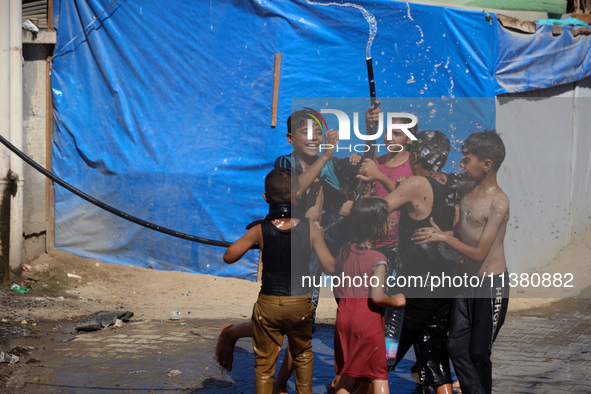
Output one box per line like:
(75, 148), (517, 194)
(50, 0), (591, 279)
(495, 21), (591, 94)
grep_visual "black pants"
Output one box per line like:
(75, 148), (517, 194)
(395, 297), (453, 388)
(447, 271), (509, 394)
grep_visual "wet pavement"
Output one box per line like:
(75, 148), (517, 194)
(1, 296), (590, 393)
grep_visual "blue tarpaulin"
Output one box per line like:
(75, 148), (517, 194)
(50, 0), (591, 280)
(495, 22), (591, 94)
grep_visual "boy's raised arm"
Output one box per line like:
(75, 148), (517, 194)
(413, 198), (509, 263)
(291, 129), (339, 199)
(382, 176), (420, 213)
(223, 225), (263, 264)
(357, 158), (398, 193)
(309, 222), (336, 274)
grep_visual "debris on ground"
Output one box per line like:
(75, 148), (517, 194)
(166, 369), (182, 377)
(0, 351), (19, 363)
(75, 310), (134, 332)
(9, 284), (29, 294)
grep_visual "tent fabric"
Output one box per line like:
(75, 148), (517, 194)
(494, 21), (591, 94)
(50, 0), (591, 280)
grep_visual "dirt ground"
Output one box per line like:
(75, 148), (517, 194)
(0, 229), (589, 391)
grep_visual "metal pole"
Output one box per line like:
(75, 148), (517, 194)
(0, 0), (13, 281)
(9, 0), (24, 271)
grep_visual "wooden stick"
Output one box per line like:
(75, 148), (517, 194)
(48, 0), (53, 31)
(271, 52), (281, 127)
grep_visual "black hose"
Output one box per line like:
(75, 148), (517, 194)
(325, 57), (379, 232)
(355, 57), (379, 200)
(0, 134), (258, 249)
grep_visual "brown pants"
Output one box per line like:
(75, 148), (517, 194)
(252, 294), (315, 394)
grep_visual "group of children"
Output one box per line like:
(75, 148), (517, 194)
(218, 103), (510, 394)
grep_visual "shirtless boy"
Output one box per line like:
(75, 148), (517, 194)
(412, 130), (510, 394)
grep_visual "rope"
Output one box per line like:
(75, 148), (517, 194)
(52, 0), (122, 58)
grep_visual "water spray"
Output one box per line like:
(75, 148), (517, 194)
(305, 2), (381, 229)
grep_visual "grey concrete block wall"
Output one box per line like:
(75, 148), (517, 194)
(22, 42), (53, 263)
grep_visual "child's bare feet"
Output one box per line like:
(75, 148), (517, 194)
(215, 323), (236, 372)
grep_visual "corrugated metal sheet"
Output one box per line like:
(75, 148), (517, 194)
(22, 0), (48, 29)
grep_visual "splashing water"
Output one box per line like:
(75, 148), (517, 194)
(305, 1), (377, 59)
(406, 2), (414, 21)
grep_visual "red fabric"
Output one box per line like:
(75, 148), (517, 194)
(334, 245), (388, 380)
(373, 156), (413, 248)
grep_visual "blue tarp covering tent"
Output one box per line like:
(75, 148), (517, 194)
(50, 0), (591, 280)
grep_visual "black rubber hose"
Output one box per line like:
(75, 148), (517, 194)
(326, 57), (379, 232)
(0, 133), (258, 249)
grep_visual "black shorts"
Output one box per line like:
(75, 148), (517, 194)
(395, 297), (453, 387)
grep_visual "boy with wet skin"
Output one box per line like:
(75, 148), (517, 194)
(275, 110), (361, 226)
(223, 168), (336, 394)
(359, 101), (415, 273)
(359, 129), (457, 394)
(216, 111), (359, 393)
(412, 130), (510, 394)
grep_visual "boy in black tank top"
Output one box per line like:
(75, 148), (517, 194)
(222, 168), (336, 394)
(380, 130), (458, 394)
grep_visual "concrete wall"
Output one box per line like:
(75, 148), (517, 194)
(22, 36), (54, 264)
(570, 77), (591, 236)
(496, 77), (591, 275)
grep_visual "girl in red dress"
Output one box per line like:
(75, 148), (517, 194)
(334, 197), (406, 394)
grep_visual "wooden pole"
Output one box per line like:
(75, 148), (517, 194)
(271, 52), (281, 128)
(47, 0), (53, 31)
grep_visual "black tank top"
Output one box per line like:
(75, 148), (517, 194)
(398, 177), (456, 278)
(259, 219), (312, 297)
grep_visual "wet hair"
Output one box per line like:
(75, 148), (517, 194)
(408, 130), (450, 172)
(287, 110), (320, 135)
(265, 168), (298, 204)
(462, 130), (506, 172)
(342, 197), (390, 259)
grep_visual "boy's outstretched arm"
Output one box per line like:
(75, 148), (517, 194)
(357, 158), (398, 193)
(309, 222), (336, 274)
(412, 199), (509, 263)
(223, 225), (263, 264)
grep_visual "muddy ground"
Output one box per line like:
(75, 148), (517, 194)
(0, 249), (339, 393)
(1, 230), (590, 393)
